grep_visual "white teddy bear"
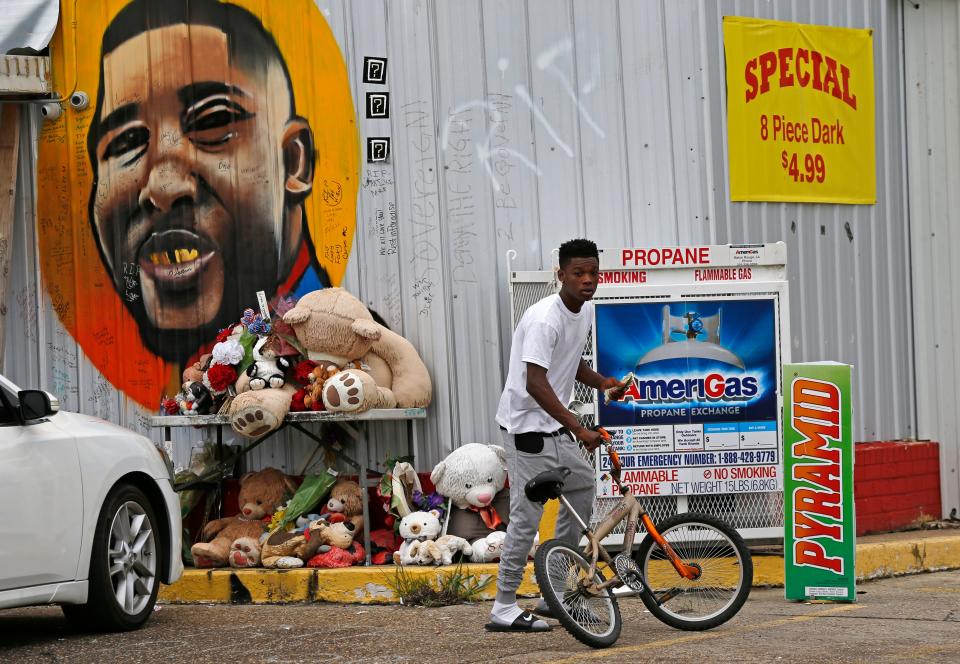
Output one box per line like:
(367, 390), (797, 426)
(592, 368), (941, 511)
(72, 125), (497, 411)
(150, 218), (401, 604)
(393, 510), (472, 566)
(431, 443), (510, 543)
(431, 443), (507, 510)
(470, 531), (506, 563)
(470, 531), (540, 563)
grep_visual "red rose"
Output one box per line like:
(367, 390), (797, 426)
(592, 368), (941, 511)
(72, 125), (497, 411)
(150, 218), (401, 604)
(383, 514), (395, 528)
(293, 360), (318, 386)
(215, 326), (235, 343)
(161, 398), (179, 415)
(205, 363), (237, 393)
(290, 388), (307, 412)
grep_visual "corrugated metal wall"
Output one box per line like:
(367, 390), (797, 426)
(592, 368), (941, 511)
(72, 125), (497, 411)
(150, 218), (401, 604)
(4, 0), (914, 476)
(904, 0), (960, 517)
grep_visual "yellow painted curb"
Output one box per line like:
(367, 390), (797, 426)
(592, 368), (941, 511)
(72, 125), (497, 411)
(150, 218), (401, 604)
(752, 555), (785, 586)
(856, 535), (960, 579)
(160, 563), (539, 605)
(160, 534), (960, 604)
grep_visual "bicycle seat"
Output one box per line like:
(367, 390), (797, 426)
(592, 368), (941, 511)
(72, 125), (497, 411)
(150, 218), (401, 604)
(525, 467), (572, 503)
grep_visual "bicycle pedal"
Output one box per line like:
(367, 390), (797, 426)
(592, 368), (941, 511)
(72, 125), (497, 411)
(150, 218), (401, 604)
(612, 554), (645, 592)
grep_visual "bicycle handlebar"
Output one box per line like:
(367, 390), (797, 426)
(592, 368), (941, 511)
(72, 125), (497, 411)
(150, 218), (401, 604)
(594, 426), (627, 492)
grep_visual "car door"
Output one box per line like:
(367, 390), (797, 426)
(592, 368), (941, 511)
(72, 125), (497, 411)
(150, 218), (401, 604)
(0, 378), (83, 591)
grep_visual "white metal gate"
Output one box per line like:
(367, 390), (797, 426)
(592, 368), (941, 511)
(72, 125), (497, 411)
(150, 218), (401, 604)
(507, 253), (784, 541)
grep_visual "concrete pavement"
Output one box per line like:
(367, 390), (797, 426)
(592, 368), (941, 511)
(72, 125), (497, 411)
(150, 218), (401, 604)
(158, 528), (960, 605)
(2, 568), (959, 663)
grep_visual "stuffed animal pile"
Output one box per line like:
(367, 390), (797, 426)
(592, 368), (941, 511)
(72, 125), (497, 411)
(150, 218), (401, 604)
(393, 510), (471, 566)
(164, 291), (548, 570)
(259, 518), (364, 569)
(384, 443), (539, 567)
(160, 288), (432, 440)
(185, 466), (373, 570)
(190, 468), (299, 568)
(186, 443), (539, 569)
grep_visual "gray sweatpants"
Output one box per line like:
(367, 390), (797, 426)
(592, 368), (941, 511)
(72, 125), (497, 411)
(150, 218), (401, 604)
(496, 428), (596, 595)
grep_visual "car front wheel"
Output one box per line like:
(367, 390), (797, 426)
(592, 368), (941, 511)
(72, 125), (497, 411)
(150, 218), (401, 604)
(63, 483), (160, 631)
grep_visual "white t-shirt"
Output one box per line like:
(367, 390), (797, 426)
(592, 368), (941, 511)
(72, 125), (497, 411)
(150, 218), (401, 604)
(496, 294), (593, 433)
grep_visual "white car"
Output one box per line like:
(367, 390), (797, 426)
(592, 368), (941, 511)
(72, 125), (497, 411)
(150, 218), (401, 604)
(0, 373), (182, 630)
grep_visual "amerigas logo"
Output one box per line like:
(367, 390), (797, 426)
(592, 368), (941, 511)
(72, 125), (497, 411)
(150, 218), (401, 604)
(620, 372), (760, 404)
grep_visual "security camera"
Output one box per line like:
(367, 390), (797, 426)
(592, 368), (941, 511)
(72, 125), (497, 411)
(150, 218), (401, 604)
(40, 103), (62, 121)
(69, 91), (89, 110)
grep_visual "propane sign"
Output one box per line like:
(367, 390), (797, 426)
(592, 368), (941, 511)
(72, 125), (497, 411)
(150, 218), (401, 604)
(783, 363), (856, 602)
(592, 244), (788, 499)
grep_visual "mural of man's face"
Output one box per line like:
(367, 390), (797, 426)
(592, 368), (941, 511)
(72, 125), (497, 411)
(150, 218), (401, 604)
(91, 23), (313, 355)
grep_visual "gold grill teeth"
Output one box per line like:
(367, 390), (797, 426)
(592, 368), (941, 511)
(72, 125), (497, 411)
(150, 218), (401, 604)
(149, 248), (200, 265)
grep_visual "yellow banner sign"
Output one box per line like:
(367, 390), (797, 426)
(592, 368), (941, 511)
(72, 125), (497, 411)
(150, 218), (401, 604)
(724, 16), (875, 204)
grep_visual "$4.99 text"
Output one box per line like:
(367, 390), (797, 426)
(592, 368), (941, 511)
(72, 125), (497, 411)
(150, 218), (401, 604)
(781, 151), (825, 183)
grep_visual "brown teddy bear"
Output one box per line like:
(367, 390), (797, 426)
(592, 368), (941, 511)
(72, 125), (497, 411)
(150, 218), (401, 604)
(191, 468), (298, 568)
(286, 288), (432, 412)
(182, 353), (212, 385)
(228, 288), (432, 438)
(320, 478), (364, 532)
(228, 369), (296, 438)
(228, 537), (262, 568)
(304, 362), (339, 410)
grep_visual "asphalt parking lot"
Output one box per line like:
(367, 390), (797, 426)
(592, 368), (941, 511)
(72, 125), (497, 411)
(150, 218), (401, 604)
(2, 569), (958, 663)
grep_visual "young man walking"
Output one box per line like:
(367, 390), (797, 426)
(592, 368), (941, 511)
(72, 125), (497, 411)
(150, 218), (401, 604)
(486, 239), (627, 632)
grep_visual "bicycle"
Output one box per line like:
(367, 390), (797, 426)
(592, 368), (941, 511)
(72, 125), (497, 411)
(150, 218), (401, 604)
(527, 427), (753, 649)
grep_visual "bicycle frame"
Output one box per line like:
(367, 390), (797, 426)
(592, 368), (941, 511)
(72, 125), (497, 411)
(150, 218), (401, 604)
(557, 433), (701, 596)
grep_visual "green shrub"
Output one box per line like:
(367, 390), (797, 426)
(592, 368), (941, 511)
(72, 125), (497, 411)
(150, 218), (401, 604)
(387, 563), (492, 607)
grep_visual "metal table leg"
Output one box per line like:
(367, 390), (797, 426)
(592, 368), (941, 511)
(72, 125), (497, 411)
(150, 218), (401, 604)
(340, 422), (372, 565)
(216, 425), (224, 517)
(407, 420), (414, 460)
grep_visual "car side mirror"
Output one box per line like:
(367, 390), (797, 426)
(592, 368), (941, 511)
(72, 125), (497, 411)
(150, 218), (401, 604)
(18, 390), (57, 420)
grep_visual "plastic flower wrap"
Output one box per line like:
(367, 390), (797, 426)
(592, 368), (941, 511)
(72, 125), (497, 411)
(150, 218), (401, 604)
(278, 470), (339, 530)
(270, 295), (298, 337)
(378, 455), (421, 532)
(211, 339), (244, 366)
(271, 295), (298, 318)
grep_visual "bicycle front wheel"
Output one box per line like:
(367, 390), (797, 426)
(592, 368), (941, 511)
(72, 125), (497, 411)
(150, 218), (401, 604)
(534, 539), (622, 649)
(635, 513), (753, 631)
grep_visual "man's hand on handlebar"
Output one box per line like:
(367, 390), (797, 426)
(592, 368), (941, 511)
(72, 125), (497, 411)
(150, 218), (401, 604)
(574, 426), (605, 452)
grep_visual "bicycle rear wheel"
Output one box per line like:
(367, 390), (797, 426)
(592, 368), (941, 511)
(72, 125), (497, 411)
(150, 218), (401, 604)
(635, 513), (752, 631)
(534, 539), (622, 649)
